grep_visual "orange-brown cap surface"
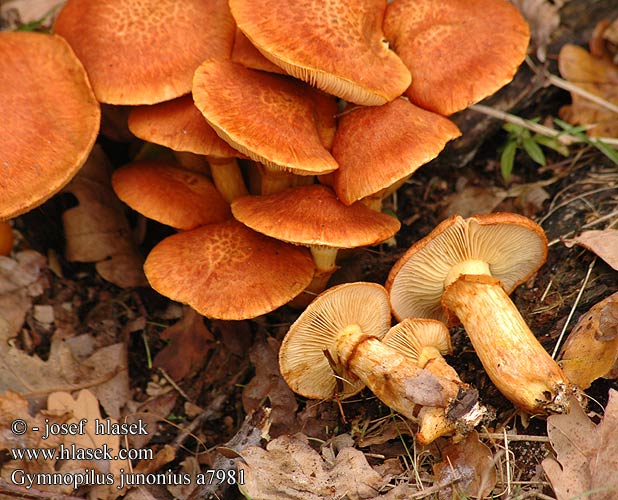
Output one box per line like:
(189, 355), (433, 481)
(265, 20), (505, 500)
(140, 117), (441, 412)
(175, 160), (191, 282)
(54, 0), (236, 104)
(128, 95), (240, 158)
(232, 184), (400, 248)
(279, 282), (392, 399)
(231, 28), (286, 75)
(387, 213), (547, 322)
(144, 221), (315, 320)
(112, 161), (231, 230)
(1, 32), (100, 220)
(229, 0), (411, 105)
(384, 0), (529, 115)
(332, 98), (460, 205)
(193, 60), (338, 175)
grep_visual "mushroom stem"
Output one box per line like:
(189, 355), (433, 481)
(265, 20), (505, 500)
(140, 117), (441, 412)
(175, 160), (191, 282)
(259, 164), (313, 195)
(442, 274), (575, 414)
(208, 157), (248, 203)
(333, 325), (461, 417)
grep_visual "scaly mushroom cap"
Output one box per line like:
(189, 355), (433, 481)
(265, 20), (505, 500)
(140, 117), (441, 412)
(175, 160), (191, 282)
(111, 162), (231, 230)
(231, 28), (286, 75)
(128, 95), (240, 158)
(0, 32), (100, 220)
(279, 282), (392, 399)
(192, 60), (339, 175)
(387, 213), (547, 322)
(229, 0), (411, 106)
(332, 98), (461, 205)
(383, 0), (530, 115)
(231, 184), (400, 248)
(145, 221), (315, 320)
(54, 0), (235, 104)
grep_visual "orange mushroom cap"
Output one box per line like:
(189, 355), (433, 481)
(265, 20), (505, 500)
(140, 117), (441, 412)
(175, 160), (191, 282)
(192, 60), (338, 175)
(144, 221), (315, 320)
(232, 184), (400, 248)
(1, 32), (100, 220)
(383, 0), (530, 115)
(231, 28), (286, 75)
(128, 95), (240, 159)
(229, 0), (411, 106)
(111, 161), (231, 230)
(54, 0), (236, 104)
(332, 98), (461, 205)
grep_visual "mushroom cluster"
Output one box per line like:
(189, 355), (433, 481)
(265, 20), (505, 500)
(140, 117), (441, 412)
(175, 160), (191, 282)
(41, 0), (531, 320)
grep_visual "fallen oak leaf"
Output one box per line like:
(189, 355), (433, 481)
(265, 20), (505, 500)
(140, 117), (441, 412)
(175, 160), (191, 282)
(153, 307), (214, 381)
(61, 145), (147, 288)
(542, 390), (618, 500)
(559, 291), (618, 388)
(564, 229), (618, 270)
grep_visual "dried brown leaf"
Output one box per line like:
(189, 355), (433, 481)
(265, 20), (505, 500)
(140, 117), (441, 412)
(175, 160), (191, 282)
(510, 0), (562, 61)
(442, 186), (507, 219)
(153, 308), (215, 381)
(559, 291), (618, 388)
(558, 44), (618, 137)
(0, 0), (65, 30)
(433, 431), (497, 499)
(238, 433), (385, 500)
(61, 146), (147, 288)
(564, 229), (618, 270)
(48, 389), (131, 499)
(542, 390), (618, 500)
(242, 334), (298, 437)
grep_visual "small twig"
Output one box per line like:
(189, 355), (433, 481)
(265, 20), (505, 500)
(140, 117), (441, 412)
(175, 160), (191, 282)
(504, 428), (512, 497)
(551, 256), (597, 359)
(478, 432), (550, 443)
(545, 73), (618, 116)
(470, 104), (618, 146)
(158, 368), (191, 401)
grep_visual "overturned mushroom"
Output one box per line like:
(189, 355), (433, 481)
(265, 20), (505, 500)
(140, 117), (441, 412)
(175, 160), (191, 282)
(279, 282), (480, 442)
(383, 318), (485, 443)
(386, 213), (576, 414)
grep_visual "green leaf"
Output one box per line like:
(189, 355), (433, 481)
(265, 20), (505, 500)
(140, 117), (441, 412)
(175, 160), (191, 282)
(522, 137), (546, 165)
(500, 140), (518, 182)
(533, 135), (570, 156)
(591, 139), (618, 165)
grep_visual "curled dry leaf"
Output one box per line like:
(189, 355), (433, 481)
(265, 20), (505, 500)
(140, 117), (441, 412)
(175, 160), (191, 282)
(558, 43), (618, 137)
(47, 389), (131, 500)
(564, 229), (618, 270)
(559, 291), (618, 388)
(510, 0), (562, 61)
(242, 334), (298, 438)
(153, 307), (215, 381)
(61, 145), (147, 288)
(542, 390), (618, 500)
(432, 431), (497, 499)
(238, 433), (386, 500)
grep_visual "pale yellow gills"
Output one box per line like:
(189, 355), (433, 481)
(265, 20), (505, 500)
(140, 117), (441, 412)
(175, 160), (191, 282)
(384, 0), (529, 115)
(386, 213), (576, 414)
(229, 0), (411, 105)
(145, 221), (315, 320)
(54, 0), (236, 104)
(332, 98), (460, 206)
(0, 32), (100, 220)
(128, 95), (248, 202)
(111, 161), (231, 230)
(193, 60), (338, 176)
(232, 184), (400, 298)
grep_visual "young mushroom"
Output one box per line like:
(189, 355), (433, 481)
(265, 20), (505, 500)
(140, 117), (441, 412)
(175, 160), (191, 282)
(383, 318), (485, 444)
(279, 282), (480, 443)
(386, 213), (576, 414)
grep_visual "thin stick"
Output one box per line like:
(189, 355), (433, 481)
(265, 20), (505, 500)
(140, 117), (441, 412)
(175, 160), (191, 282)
(546, 73), (618, 116)
(504, 428), (512, 497)
(478, 432), (550, 443)
(470, 104), (618, 147)
(551, 257), (597, 359)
